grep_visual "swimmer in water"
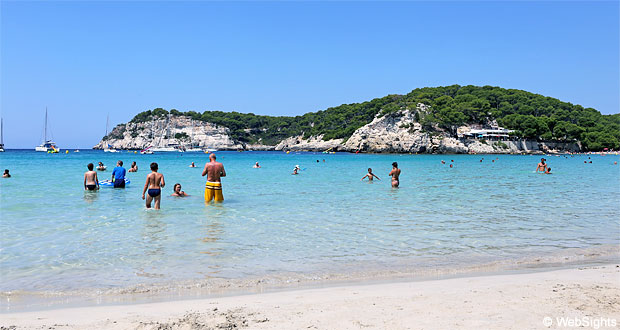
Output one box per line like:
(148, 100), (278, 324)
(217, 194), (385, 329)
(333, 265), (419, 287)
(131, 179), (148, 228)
(171, 183), (188, 197)
(128, 161), (138, 172)
(83, 163), (99, 190)
(292, 165), (300, 175)
(253, 162), (261, 168)
(545, 167), (552, 174)
(536, 158), (547, 173)
(361, 168), (381, 181)
(97, 162), (106, 171)
(389, 162), (400, 188)
(3, 169), (11, 178)
(189, 162), (196, 168)
(142, 162), (165, 209)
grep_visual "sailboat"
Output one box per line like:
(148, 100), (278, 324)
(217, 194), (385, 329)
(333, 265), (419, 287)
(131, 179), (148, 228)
(0, 117), (5, 152)
(103, 114), (119, 153)
(35, 108), (60, 152)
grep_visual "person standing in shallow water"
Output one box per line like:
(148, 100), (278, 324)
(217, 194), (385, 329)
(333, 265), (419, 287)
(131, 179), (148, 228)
(84, 163), (99, 190)
(111, 160), (126, 188)
(536, 158), (547, 173)
(142, 162), (165, 209)
(389, 162), (401, 188)
(202, 153), (226, 202)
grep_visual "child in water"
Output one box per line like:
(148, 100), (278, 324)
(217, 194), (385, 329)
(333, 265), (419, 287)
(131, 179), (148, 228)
(171, 183), (188, 197)
(128, 161), (138, 172)
(361, 168), (381, 181)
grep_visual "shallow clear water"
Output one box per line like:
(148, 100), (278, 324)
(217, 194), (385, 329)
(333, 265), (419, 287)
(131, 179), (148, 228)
(1, 150), (619, 294)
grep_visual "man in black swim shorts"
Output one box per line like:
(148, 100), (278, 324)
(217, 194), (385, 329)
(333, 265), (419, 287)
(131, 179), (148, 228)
(84, 163), (99, 191)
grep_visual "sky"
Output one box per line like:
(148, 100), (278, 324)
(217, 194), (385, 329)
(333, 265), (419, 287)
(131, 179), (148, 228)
(1, 1), (618, 148)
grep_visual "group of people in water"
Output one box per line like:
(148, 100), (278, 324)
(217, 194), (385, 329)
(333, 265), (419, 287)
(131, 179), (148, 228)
(536, 158), (553, 174)
(359, 162), (401, 187)
(7, 152), (607, 210)
(83, 153), (226, 210)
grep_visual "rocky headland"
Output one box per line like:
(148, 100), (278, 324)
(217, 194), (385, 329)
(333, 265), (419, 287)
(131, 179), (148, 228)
(95, 104), (580, 154)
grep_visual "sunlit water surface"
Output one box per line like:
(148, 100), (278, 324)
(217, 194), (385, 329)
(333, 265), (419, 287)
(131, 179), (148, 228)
(1, 150), (618, 300)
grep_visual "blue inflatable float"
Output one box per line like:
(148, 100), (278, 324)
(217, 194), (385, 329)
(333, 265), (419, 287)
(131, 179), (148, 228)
(98, 178), (130, 187)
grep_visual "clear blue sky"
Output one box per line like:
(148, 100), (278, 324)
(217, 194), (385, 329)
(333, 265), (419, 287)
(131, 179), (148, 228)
(1, 1), (618, 148)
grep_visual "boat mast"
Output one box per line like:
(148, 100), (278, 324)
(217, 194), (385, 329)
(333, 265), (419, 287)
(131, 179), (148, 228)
(106, 114), (109, 136)
(1, 118), (4, 145)
(44, 107), (48, 142)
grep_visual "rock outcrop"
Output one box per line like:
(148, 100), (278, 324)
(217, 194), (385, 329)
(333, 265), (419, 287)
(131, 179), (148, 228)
(343, 109), (432, 153)
(94, 116), (243, 150)
(274, 135), (344, 152)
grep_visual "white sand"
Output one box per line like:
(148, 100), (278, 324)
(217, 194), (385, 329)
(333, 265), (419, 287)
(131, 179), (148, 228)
(2, 265), (619, 329)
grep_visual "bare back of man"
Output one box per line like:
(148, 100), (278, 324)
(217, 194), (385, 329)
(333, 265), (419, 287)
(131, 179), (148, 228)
(84, 171), (99, 190)
(202, 154), (226, 202)
(142, 163), (165, 209)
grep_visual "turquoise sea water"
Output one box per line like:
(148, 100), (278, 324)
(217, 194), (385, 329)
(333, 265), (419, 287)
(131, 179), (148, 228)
(1, 150), (619, 306)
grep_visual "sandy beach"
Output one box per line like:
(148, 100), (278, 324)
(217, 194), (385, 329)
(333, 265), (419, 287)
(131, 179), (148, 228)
(2, 264), (618, 329)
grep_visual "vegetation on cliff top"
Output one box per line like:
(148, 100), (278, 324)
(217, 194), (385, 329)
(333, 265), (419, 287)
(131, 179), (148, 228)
(127, 85), (619, 150)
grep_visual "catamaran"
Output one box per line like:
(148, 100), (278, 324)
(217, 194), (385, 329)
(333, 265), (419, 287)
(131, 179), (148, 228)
(0, 117), (5, 152)
(35, 108), (60, 152)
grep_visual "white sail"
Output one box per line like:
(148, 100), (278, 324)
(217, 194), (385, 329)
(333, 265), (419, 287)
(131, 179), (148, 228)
(35, 108), (59, 152)
(103, 114), (118, 152)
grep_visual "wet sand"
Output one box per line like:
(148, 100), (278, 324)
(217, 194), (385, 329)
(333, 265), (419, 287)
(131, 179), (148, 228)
(2, 264), (619, 329)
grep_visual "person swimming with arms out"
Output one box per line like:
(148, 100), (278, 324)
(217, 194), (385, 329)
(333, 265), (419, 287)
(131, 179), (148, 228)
(253, 162), (261, 168)
(361, 168), (381, 181)
(389, 162), (401, 188)
(171, 183), (189, 197)
(142, 162), (165, 209)
(128, 161), (138, 172)
(536, 158), (547, 173)
(83, 163), (99, 190)
(3, 169), (10, 178)
(202, 153), (226, 203)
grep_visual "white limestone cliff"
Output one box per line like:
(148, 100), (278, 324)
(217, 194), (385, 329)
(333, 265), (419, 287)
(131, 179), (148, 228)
(93, 116), (242, 150)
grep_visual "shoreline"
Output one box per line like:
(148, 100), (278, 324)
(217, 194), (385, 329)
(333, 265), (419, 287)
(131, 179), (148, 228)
(2, 264), (619, 329)
(3, 245), (618, 313)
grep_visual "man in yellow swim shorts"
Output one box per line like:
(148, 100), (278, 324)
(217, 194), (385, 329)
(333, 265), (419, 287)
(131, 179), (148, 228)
(202, 153), (226, 202)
